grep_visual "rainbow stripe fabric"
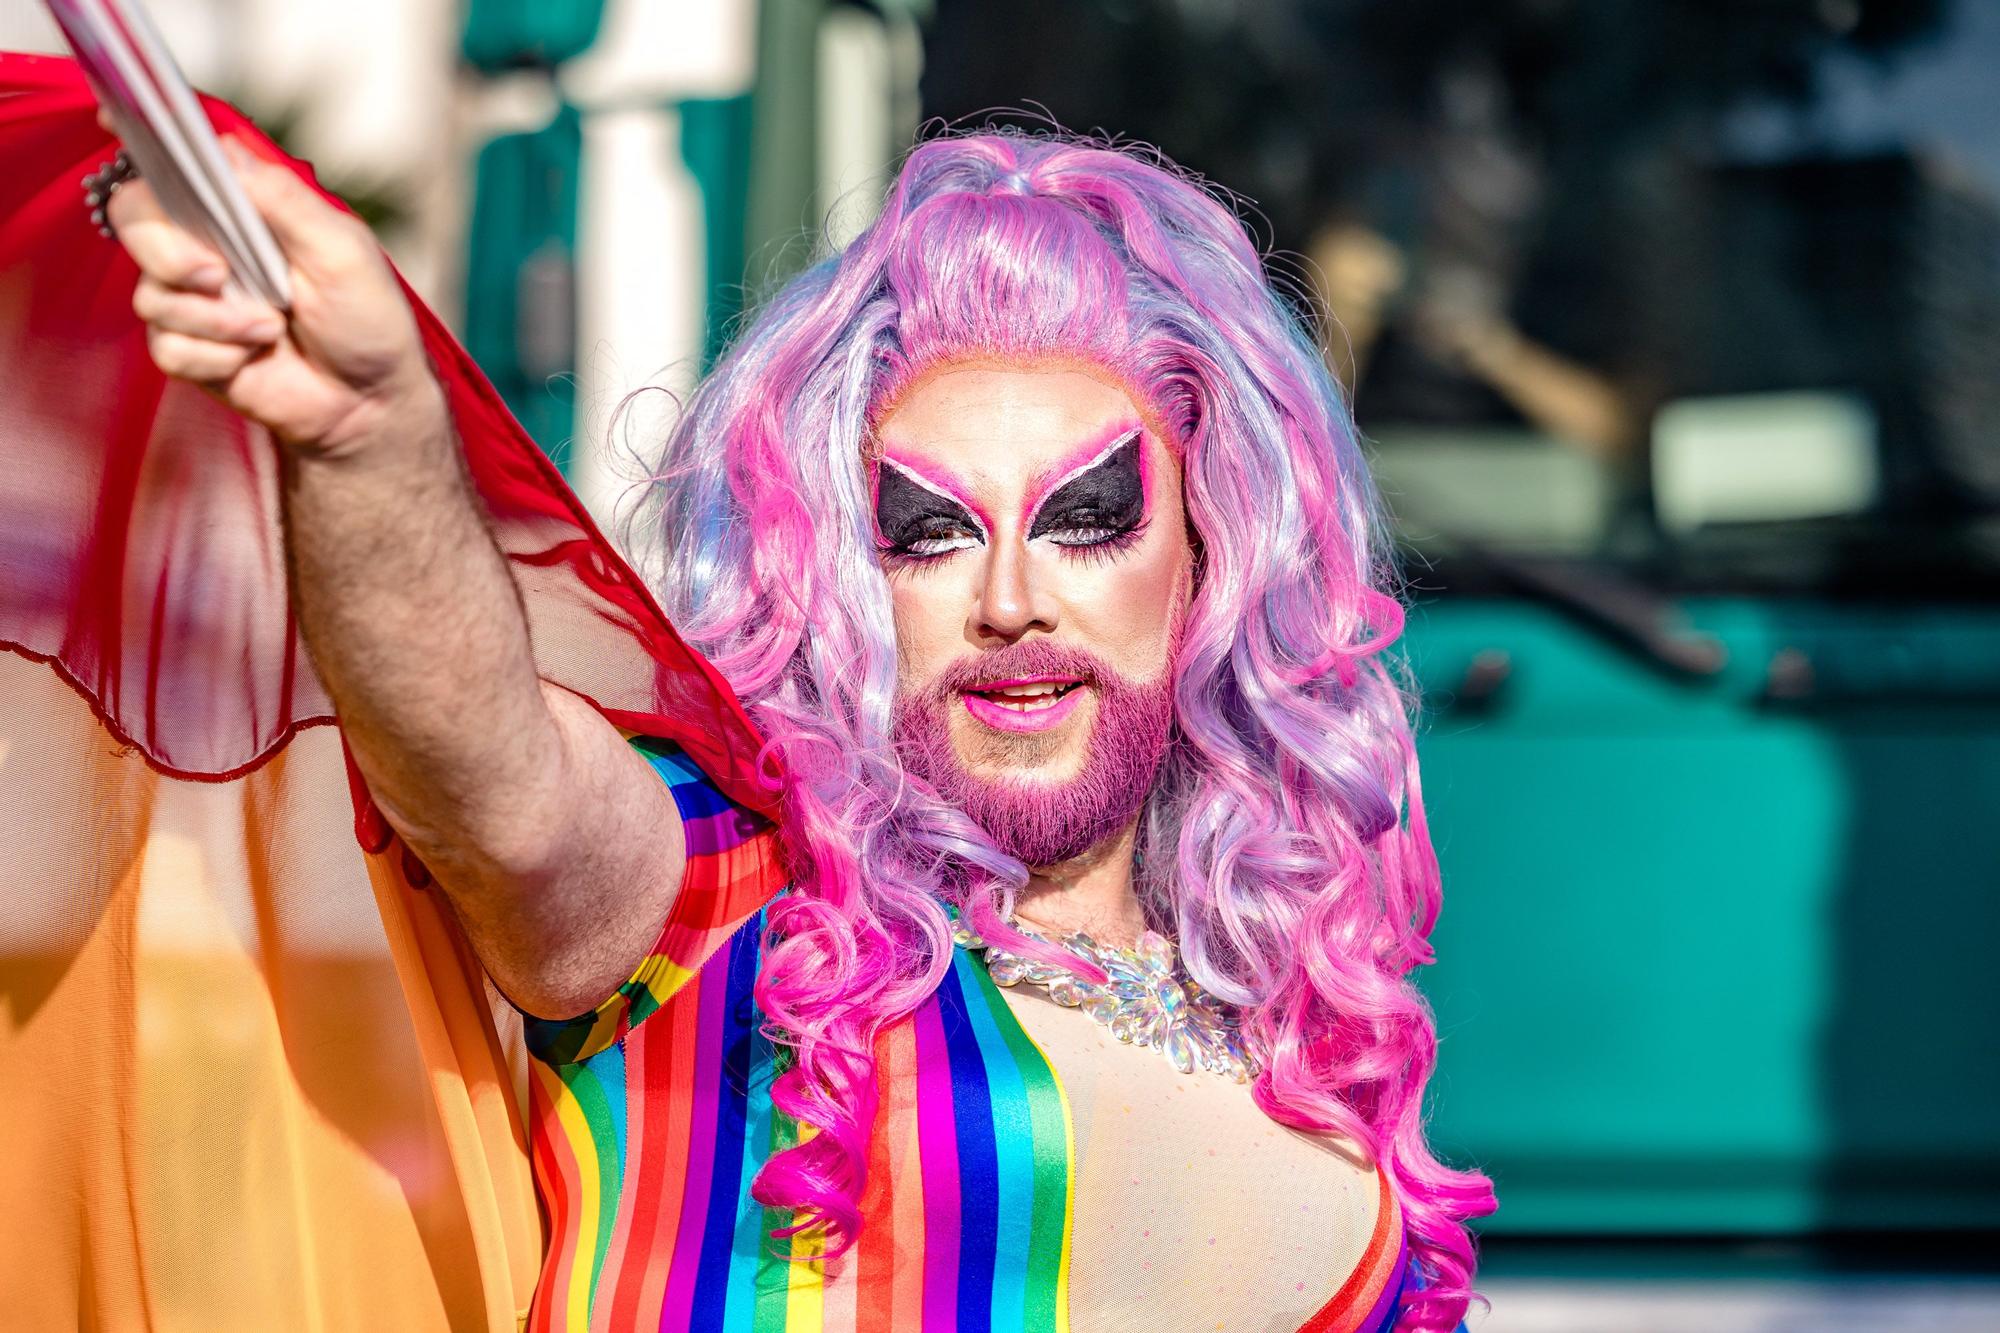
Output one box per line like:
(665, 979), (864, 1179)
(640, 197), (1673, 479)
(520, 739), (1419, 1332)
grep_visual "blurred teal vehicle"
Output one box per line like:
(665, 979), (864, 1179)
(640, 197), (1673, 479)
(1374, 145), (2000, 1250)
(1401, 534), (2000, 1238)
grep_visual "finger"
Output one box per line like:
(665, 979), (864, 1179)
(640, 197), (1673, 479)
(221, 135), (378, 280)
(107, 179), (227, 294)
(133, 276), (285, 346)
(146, 327), (258, 384)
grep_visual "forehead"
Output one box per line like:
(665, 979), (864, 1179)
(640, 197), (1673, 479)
(872, 364), (1159, 493)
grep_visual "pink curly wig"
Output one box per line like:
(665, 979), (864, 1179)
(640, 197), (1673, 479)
(627, 128), (1496, 1329)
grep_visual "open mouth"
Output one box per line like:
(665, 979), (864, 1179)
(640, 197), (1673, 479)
(965, 678), (1084, 713)
(959, 676), (1089, 731)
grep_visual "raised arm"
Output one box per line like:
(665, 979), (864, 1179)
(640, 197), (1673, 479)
(107, 136), (682, 1017)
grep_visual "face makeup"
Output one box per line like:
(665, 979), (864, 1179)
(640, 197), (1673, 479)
(873, 456), (990, 560)
(871, 365), (1194, 866)
(875, 424), (1151, 572)
(893, 639), (1176, 868)
(1023, 426), (1146, 544)
(959, 674), (1090, 732)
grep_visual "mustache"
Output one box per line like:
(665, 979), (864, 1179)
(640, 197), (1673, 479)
(920, 640), (1122, 697)
(891, 638), (1178, 867)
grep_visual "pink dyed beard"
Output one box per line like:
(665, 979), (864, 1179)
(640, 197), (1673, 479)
(892, 640), (1175, 869)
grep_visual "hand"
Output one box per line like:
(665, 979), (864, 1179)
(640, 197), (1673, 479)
(107, 134), (445, 457)
(1406, 263), (1517, 374)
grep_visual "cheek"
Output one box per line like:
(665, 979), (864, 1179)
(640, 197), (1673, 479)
(889, 578), (956, 688)
(1053, 542), (1190, 671)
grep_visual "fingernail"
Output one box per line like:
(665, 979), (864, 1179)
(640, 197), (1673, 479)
(189, 264), (227, 292)
(247, 317), (284, 341)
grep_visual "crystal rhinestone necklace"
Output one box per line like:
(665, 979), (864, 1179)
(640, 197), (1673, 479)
(952, 918), (1258, 1082)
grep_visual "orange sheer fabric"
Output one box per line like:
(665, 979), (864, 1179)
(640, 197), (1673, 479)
(0, 52), (775, 1328)
(0, 653), (539, 1329)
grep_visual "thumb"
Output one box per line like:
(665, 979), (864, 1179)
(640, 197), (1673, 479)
(221, 134), (370, 275)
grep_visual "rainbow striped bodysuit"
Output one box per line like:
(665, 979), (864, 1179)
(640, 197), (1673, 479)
(521, 737), (1421, 1332)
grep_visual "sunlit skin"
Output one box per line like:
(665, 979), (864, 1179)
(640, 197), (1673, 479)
(874, 363), (1195, 943)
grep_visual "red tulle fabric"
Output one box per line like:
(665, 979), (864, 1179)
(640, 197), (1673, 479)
(0, 50), (776, 820)
(0, 51), (780, 1328)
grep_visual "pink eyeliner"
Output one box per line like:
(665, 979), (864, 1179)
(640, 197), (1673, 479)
(1019, 422), (1148, 528)
(876, 451), (995, 536)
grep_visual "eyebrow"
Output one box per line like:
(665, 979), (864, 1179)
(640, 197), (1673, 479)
(1022, 423), (1147, 525)
(880, 446), (996, 528)
(876, 454), (1000, 552)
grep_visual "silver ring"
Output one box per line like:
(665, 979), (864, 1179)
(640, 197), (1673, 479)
(81, 150), (140, 240)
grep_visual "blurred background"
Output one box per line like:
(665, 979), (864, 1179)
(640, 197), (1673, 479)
(5, 0), (1998, 1327)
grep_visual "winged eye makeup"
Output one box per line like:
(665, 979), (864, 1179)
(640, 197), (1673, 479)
(874, 425), (1152, 564)
(1025, 428), (1146, 543)
(874, 457), (989, 559)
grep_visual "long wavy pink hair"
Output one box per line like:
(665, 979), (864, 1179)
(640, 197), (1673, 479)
(627, 129), (1495, 1328)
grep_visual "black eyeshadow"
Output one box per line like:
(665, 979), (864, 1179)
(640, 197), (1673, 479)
(1027, 437), (1144, 539)
(875, 461), (983, 551)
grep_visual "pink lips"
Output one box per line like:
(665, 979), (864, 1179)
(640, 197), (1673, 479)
(960, 679), (1088, 732)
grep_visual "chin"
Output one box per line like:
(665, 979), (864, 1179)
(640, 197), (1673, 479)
(949, 699), (1095, 781)
(958, 744), (1090, 790)
(892, 656), (1175, 867)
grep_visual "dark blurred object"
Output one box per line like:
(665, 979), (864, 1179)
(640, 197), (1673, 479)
(924, 0), (1977, 540)
(1650, 151), (2000, 515)
(923, 0), (1947, 255)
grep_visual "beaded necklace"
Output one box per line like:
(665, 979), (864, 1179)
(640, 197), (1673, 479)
(952, 918), (1258, 1082)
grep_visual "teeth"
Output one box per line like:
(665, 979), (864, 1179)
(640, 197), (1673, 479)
(972, 682), (1077, 711)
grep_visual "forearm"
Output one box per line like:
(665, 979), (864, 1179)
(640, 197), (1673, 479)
(110, 137), (683, 1013)
(280, 392), (565, 892)
(279, 396), (687, 1013)
(1465, 328), (1635, 461)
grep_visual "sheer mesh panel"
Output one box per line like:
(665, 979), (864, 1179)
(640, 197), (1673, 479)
(1001, 985), (1384, 1331)
(0, 655), (540, 1329)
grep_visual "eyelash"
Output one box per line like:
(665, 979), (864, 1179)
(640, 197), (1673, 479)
(880, 520), (983, 563)
(880, 518), (1148, 568)
(1047, 519), (1148, 564)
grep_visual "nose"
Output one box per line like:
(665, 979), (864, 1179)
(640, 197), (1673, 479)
(972, 534), (1059, 644)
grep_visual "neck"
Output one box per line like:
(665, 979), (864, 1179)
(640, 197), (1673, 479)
(1010, 813), (1149, 949)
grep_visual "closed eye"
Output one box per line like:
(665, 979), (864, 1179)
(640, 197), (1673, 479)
(1026, 435), (1145, 546)
(1046, 516), (1150, 565)
(1043, 508), (1133, 546)
(875, 458), (988, 563)
(885, 518), (983, 560)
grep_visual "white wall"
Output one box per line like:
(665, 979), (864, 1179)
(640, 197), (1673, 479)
(558, 0), (757, 528)
(3, 0), (463, 303)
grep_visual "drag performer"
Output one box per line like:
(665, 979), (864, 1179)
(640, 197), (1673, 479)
(0, 53), (1491, 1331)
